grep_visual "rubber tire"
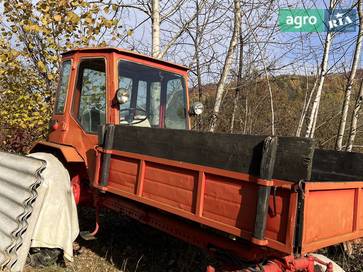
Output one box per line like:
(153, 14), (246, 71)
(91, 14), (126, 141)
(27, 247), (64, 268)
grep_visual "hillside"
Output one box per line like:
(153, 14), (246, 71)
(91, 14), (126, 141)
(191, 70), (363, 151)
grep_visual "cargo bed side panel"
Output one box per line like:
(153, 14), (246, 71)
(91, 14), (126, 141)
(301, 182), (363, 253)
(106, 151), (298, 254)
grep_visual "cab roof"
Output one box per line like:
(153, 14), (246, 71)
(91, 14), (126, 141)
(62, 47), (189, 71)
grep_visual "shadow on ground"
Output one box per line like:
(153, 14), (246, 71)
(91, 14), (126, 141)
(24, 207), (362, 272)
(74, 207), (213, 272)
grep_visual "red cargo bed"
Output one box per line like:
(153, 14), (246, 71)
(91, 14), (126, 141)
(92, 125), (363, 259)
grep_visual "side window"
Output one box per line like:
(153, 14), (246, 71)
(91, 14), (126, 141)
(165, 78), (186, 129)
(150, 82), (161, 126)
(54, 60), (71, 114)
(73, 59), (106, 133)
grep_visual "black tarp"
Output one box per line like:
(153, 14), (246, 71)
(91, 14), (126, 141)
(108, 125), (315, 182)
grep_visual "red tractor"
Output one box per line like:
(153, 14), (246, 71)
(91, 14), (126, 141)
(4, 48), (363, 271)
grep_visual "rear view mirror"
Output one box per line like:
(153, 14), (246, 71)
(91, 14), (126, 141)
(189, 102), (204, 116)
(116, 88), (129, 104)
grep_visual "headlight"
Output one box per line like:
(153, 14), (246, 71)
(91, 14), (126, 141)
(189, 102), (204, 116)
(116, 88), (129, 104)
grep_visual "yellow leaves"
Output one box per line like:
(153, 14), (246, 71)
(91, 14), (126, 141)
(37, 61), (47, 73)
(127, 29), (134, 36)
(39, 3), (49, 13)
(22, 20), (44, 33)
(0, 41), (52, 138)
(85, 16), (93, 25)
(23, 25), (31, 32)
(103, 6), (110, 14)
(0, 83), (52, 136)
(103, 19), (113, 28)
(41, 15), (50, 26)
(54, 15), (62, 22)
(47, 54), (59, 62)
(0, 0), (123, 147)
(19, 123), (27, 129)
(66, 11), (80, 24)
(112, 4), (118, 11)
(59, 0), (68, 7)
(97, 17), (114, 28)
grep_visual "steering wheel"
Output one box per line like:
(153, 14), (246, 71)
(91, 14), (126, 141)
(120, 107), (149, 125)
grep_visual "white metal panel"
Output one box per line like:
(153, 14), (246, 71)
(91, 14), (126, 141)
(0, 151), (46, 271)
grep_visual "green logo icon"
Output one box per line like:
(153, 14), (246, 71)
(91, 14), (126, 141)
(279, 9), (325, 32)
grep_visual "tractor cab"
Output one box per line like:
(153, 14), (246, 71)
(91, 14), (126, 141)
(44, 48), (198, 168)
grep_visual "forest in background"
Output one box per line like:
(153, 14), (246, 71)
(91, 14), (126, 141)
(193, 69), (363, 150)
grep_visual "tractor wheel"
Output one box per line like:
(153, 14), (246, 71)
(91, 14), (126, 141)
(27, 247), (64, 268)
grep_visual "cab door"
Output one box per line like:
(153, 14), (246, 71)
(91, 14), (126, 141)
(71, 58), (107, 134)
(50, 59), (73, 143)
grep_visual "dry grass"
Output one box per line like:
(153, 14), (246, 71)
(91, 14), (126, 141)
(24, 207), (361, 272)
(318, 240), (363, 272)
(25, 207), (210, 272)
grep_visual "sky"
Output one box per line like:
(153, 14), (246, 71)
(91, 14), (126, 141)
(0, 0), (361, 83)
(111, 0), (362, 81)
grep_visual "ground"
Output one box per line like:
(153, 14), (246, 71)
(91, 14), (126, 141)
(24, 208), (363, 272)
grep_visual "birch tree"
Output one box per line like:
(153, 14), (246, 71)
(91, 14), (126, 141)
(346, 79), (363, 151)
(296, 73), (319, 137)
(209, 0), (241, 132)
(295, 35), (320, 137)
(110, 0), (206, 59)
(305, 0), (338, 138)
(151, 0), (161, 57)
(335, 0), (363, 150)
(230, 32), (243, 133)
(151, 0), (208, 59)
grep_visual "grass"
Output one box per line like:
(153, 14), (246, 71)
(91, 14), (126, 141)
(25, 207), (211, 272)
(24, 207), (362, 272)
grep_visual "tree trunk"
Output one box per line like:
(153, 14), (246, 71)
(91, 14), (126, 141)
(195, 0), (203, 130)
(243, 97), (248, 134)
(151, 0), (160, 58)
(305, 0), (337, 138)
(296, 67), (318, 137)
(209, 0), (241, 132)
(230, 32), (243, 133)
(336, 0), (363, 150)
(263, 61), (275, 135)
(346, 79), (363, 151)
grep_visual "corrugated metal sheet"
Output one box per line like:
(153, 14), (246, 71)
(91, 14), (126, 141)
(0, 151), (46, 272)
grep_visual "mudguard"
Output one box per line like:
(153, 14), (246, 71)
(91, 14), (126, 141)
(30, 141), (83, 163)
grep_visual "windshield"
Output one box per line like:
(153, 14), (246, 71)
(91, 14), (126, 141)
(118, 60), (187, 129)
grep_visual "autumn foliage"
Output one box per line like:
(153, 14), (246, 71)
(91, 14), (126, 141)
(0, 0), (120, 152)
